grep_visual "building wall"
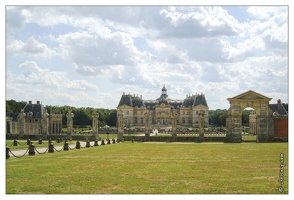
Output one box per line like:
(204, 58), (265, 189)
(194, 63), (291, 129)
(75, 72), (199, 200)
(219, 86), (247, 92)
(273, 117), (288, 137)
(7, 114), (63, 135)
(192, 106), (209, 128)
(117, 104), (209, 128)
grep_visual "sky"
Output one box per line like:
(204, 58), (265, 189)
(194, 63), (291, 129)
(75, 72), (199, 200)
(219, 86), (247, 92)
(4, 3), (290, 111)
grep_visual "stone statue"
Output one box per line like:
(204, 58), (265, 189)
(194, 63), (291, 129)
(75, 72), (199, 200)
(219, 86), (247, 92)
(144, 112), (151, 136)
(18, 109), (26, 138)
(118, 110), (124, 131)
(198, 110), (205, 142)
(198, 110), (205, 131)
(117, 110), (124, 140)
(18, 109), (26, 123)
(42, 109), (49, 135)
(92, 111), (99, 139)
(171, 110), (178, 135)
(66, 109), (74, 136)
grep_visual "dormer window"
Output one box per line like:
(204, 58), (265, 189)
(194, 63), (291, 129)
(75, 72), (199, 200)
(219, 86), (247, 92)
(28, 111), (33, 118)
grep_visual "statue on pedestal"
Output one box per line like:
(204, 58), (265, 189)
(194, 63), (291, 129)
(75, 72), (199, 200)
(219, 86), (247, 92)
(92, 111), (99, 140)
(117, 110), (124, 141)
(144, 112), (151, 137)
(66, 109), (74, 136)
(198, 110), (205, 142)
(18, 109), (26, 138)
(171, 110), (178, 137)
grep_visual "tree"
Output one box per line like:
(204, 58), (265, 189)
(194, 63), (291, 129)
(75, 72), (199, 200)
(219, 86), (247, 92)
(282, 103), (288, 112)
(6, 100), (27, 113)
(209, 109), (227, 126)
(242, 110), (251, 125)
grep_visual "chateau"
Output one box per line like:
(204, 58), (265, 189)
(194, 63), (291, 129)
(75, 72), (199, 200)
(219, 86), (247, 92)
(117, 85), (209, 128)
(6, 100), (62, 137)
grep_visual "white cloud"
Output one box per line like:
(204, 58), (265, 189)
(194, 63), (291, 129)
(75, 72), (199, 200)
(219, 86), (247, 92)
(6, 6), (26, 34)
(7, 61), (99, 92)
(6, 37), (57, 58)
(56, 30), (142, 76)
(246, 6), (287, 20)
(158, 6), (241, 38)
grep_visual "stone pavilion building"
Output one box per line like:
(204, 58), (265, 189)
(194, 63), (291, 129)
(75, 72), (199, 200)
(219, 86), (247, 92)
(117, 85), (209, 128)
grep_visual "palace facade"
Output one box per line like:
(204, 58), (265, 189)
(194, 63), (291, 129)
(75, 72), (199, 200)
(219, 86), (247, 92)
(6, 100), (62, 136)
(117, 85), (209, 128)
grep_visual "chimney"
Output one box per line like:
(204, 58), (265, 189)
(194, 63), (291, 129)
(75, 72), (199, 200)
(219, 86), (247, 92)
(28, 101), (32, 104)
(277, 99), (282, 105)
(36, 100), (40, 104)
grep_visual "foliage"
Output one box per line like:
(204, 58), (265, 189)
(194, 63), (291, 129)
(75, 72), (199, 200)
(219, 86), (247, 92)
(209, 109), (255, 127)
(33, 104), (117, 127)
(282, 103), (288, 112)
(209, 109), (227, 126)
(6, 142), (288, 194)
(6, 100), (27, 113)
(242, 110), (251, 124)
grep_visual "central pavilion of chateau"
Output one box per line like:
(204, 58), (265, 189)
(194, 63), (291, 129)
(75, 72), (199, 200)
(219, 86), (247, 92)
(116, 85), (209, 128)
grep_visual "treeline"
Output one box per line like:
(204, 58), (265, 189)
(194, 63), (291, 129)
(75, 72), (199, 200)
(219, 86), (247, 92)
(209, 109), (260, 127)
(209, 109), (227, 126)
(45, 105), (117, 127)
(6, 100), (27, 113)
(6, 100), (117, 127)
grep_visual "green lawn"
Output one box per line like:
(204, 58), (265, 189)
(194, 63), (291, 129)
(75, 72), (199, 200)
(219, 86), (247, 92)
(6, 142), (288, 194)
(242, 135), (257, 140)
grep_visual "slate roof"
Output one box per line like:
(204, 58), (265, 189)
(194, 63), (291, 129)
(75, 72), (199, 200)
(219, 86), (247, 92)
(23, 101), (44, 118)
(182, 96), (195, 107)
(117, 87), (208, 109)
(144, 101), (157, 110)
(269, 99), (288, 115)
(132, 96), (145, 108)
(193, 94), (208, 107)
(117, 94), (133, 107)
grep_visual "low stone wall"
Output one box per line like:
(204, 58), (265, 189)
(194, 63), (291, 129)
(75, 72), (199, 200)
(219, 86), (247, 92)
(123, 136), (226, 142)
(6, 134), (287, 143)
(6, 134), (19, 140)
(273, 137), (288, 142)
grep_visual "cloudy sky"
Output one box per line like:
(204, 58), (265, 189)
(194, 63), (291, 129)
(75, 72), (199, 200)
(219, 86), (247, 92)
(4, 4), (289, 110)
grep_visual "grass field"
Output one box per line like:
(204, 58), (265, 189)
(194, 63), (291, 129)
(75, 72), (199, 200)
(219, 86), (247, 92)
(5, 141), (288, 194)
